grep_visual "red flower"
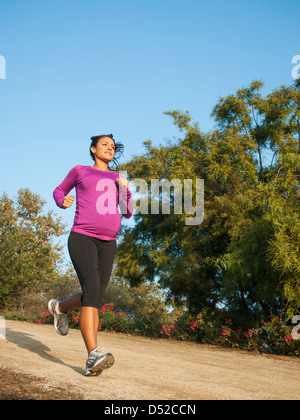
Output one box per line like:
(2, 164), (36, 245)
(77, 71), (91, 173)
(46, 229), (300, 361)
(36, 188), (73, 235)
(190, 321), (197, 330)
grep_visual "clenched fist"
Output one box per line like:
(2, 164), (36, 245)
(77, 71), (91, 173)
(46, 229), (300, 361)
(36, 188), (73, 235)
(116, 178), (129, 189)
(62, 195), (75, 209)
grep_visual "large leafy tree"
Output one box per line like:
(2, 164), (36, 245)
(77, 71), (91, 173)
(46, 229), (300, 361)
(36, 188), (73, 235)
(117, 80), (300, 322)
(0, 188), (69, 309)
(211, 79), (300, 320)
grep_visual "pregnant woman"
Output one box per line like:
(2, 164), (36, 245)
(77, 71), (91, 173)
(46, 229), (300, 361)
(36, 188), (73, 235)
(48, 134), (133, 376)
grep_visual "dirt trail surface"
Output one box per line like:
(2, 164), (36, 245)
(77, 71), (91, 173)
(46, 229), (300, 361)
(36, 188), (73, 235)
(0, 320), (299, 400)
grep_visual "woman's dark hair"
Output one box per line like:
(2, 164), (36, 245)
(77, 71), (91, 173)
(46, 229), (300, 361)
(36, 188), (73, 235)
(90, 134), (124, 171)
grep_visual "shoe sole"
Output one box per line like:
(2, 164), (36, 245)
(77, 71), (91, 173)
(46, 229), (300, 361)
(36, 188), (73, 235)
(85, 353), (115, 377)
(48, 299), (68, 336)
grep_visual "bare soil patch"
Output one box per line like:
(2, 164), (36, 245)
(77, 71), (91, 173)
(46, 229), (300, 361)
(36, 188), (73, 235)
(1, 320), (299, 400)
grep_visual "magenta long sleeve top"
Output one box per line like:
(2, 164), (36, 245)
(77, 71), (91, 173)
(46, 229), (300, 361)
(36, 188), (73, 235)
(53, 165), (134, 241)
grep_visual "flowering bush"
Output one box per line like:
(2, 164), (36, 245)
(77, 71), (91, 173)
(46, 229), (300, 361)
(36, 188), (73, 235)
(183, 314), (300, 357)
(160, 324), (175, 338)
(98, 303), (131, 334)
(255, 316), (299, 356)
(36, 310), (52, 324)
(17, 304), (299, 358)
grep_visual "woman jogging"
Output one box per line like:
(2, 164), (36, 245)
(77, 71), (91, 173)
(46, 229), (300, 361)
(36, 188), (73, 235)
(48, 134), (133, 376)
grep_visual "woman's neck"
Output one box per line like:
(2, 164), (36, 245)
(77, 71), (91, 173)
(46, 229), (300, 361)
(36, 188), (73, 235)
(92, 161), (109, 171)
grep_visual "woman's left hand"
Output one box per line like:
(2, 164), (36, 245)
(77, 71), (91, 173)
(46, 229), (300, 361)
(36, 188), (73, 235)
(116, 178), (129, 189)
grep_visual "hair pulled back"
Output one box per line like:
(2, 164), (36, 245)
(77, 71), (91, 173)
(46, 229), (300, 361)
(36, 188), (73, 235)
(90, 134), (124, 171)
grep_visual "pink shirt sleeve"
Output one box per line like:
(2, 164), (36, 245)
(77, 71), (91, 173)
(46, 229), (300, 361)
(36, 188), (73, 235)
(118, 181), (134, 219)
(53, 166), (79, 209)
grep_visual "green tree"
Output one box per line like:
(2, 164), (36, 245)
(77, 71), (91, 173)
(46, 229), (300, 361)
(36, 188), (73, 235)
(104, 275), (174, 336)
(117, 114), (229, 314)
(210, 79), (300, 320)
(0, 188), (69, 310)
(116, 80), (300, 323)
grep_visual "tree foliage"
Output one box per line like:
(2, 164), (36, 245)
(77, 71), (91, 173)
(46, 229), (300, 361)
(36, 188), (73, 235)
(1, 80), (299, 328)
(0, 188), (74, 310)
(117, 80), (300, 323)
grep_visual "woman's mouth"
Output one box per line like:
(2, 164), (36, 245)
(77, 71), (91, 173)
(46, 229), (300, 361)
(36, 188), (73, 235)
(105, 152), (112, 156)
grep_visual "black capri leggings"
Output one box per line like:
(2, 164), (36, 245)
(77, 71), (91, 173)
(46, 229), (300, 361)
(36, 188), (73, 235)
(68, 231), (117, 309)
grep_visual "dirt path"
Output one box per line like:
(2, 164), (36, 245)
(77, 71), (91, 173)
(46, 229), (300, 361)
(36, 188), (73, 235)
(1, 320), (299, 400)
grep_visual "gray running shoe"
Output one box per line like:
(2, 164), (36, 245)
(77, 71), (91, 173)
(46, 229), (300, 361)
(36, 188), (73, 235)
(48, 299), (69, 336)
(84, 348), (115, 377)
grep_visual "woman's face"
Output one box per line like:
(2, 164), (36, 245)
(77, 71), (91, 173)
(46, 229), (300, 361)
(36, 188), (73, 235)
(91, 137), (115, 162)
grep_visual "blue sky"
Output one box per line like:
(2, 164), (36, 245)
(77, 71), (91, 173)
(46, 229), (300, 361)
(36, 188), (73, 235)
(0, 0), (299, 257)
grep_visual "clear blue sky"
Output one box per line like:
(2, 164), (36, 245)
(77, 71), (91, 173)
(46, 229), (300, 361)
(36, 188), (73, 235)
(0, 0), (299, 255)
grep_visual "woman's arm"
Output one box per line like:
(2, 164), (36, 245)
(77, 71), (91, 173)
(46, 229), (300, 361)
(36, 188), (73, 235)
(116, 177), (134, 219)
(53, 166), (79, 209)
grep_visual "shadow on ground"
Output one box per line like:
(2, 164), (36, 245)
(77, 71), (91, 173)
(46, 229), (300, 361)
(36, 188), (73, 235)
(6, 327), (84, 375)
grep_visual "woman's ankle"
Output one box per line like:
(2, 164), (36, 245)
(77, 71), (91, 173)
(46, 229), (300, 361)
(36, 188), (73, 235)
(57, 301), (69, 314)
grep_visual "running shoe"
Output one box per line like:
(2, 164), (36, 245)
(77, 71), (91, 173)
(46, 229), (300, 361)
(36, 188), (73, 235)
(48, 299), (69, 336)
(84, 347), (115, 377)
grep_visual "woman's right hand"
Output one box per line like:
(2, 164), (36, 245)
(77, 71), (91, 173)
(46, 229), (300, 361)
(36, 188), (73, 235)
(62, 195), (75, 209)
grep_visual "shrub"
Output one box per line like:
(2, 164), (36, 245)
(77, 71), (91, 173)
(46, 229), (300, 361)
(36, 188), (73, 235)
(27, 306), (300, 358)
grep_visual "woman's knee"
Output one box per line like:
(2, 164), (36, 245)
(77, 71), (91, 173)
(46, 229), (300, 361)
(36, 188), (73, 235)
(81, 295), (101, 309)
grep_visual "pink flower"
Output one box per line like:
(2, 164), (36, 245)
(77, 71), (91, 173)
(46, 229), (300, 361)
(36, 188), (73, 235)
(284, 335), (295, 343)
(190, 321), (197, 330)
(160, 325), (175, 337)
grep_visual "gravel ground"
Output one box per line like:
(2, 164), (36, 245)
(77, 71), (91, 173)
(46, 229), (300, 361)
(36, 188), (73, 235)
(0, 320), (299, 400)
